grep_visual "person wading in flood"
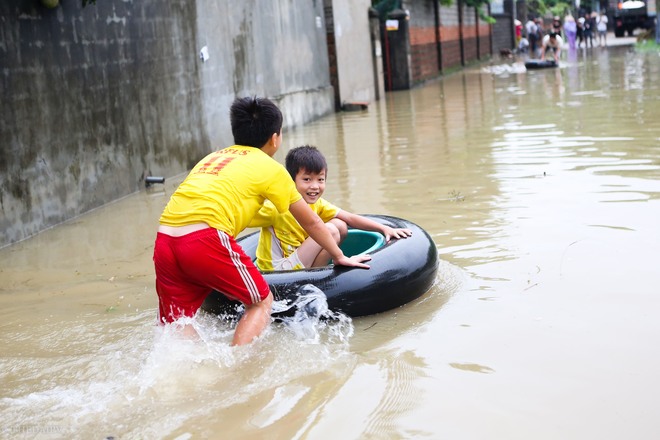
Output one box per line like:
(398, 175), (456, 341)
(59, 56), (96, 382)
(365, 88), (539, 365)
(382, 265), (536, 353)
(153, 96), (370, 345)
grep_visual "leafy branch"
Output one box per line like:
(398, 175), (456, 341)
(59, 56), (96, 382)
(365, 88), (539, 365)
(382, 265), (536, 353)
(526, 0), (575, 19)
(463, 0), (496, 24)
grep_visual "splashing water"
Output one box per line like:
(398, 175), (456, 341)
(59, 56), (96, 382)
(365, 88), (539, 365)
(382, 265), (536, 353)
(481, 62), (528, 76)
(0, 285), (356, 438)
(271, 284), (354, 344)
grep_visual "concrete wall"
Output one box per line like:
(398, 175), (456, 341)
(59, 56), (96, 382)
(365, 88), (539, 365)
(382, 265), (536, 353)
(195, 1), (334, 149)
(331, 0), (376, 105)
(368, 11), (386, 102)
(324, 0), (378, 109)
(492, 0), (516, 54)
(0, 0), (334, 247)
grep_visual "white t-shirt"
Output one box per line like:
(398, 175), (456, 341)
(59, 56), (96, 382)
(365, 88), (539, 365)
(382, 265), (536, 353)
(542, 34), (564, 49)
(597, 15), (608, 32)
(525, 20), (538, 37)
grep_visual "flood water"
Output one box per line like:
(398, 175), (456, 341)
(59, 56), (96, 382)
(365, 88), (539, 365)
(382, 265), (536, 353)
(2, 43), (660, 439)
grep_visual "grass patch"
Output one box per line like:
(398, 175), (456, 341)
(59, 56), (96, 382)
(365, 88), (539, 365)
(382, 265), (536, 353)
(635, 36), (660, 52)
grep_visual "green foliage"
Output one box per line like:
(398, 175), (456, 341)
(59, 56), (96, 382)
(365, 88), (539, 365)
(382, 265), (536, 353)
(463, 0), (496, 23)
(527, 0), (574, 19)
(526, 0), (548, 17)
(636, 39), (660, 51)
(549, 1), (572, 18)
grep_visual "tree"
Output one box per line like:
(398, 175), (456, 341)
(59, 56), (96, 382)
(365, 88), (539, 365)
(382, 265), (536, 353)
(525, 0), (573, 19)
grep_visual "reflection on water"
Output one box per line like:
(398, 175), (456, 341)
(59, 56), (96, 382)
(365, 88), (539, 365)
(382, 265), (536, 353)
(2, 44), (660, 438)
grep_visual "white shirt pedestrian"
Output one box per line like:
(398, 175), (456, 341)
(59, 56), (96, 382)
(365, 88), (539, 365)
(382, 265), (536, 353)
(597, 13), (608, 46)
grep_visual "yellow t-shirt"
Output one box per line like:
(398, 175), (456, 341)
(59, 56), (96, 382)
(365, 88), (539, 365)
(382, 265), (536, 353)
(159, 145), (301, 238)
(250, 198), (340, 271)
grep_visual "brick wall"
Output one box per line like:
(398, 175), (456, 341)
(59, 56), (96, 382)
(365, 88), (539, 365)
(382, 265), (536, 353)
(409, 26), (439, 83)
(479, 22), (493, 58)
(402, 0), (492, 86)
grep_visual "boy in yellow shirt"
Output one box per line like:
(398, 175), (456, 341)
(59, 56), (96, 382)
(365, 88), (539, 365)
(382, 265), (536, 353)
(250, 145), (412, 271)
(154, 99), (370, 346)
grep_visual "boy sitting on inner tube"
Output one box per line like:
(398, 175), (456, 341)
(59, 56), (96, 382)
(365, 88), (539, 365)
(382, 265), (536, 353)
(249, 145), (413, 271)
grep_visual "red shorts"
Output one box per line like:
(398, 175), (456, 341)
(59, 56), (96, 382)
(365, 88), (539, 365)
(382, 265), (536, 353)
(153, 228), (270, 323)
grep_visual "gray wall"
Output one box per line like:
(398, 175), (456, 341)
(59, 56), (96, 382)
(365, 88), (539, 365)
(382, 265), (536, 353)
(195, 0), (334, 147)
(492, 0), (516, 53)
(331, 0), (376, 105)
(0, 0), (334, 247)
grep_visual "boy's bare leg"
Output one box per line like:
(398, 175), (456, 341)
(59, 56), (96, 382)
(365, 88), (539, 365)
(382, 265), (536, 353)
(297, 238), (324, 267)
(232, 291), (273, 346)
(182, 323), (199, 339)
(311, 248), (332, 267)
(311, 219), (348, 266)
(329, 218), (348, 241)
(304, 219), (345, 267)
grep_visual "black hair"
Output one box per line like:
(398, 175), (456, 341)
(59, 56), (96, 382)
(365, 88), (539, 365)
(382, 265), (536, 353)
(230, 96), (283, 148)
(549, 32), (558, 38)
(285, 145), (328, 180)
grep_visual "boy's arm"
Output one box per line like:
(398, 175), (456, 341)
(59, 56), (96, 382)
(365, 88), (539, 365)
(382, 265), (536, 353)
(336, 211), (412, 242)
(289, 199), (371, 268)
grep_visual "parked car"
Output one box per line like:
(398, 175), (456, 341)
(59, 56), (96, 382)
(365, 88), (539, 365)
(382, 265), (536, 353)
(613, 0), (655, 37)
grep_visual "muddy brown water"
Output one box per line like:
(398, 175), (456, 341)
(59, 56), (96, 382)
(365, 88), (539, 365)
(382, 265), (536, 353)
(2, 45), (660, 439)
